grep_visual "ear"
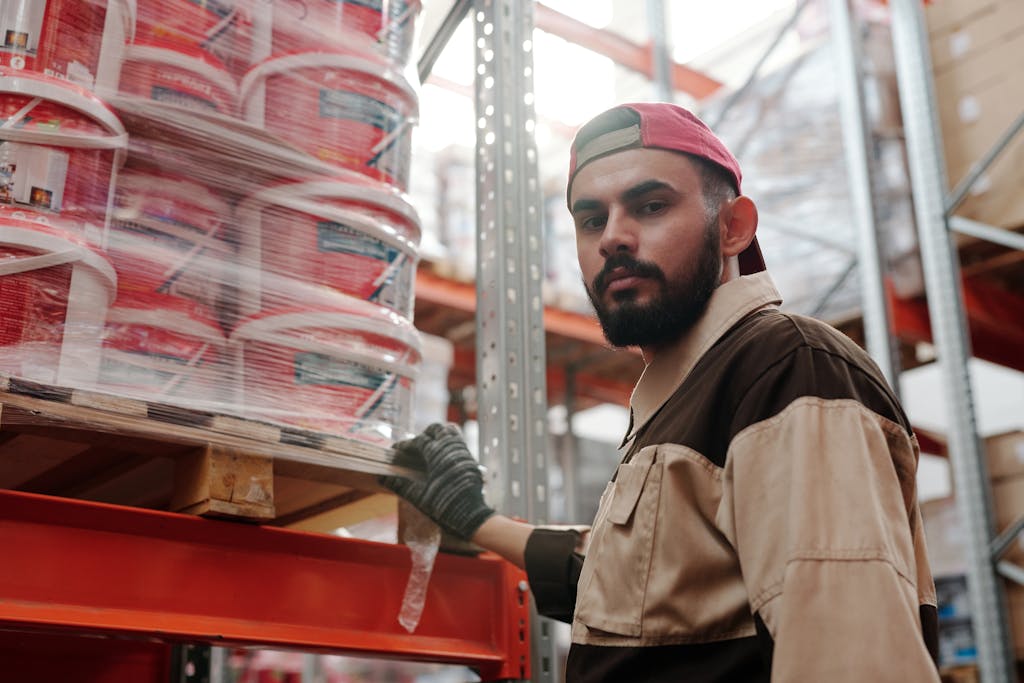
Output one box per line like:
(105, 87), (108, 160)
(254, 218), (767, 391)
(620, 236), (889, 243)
(719, 195), (758, 259)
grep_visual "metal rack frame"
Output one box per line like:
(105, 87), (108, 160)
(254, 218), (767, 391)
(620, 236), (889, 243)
(889, 0), (1022, 680)
(0, 489), (531, 681)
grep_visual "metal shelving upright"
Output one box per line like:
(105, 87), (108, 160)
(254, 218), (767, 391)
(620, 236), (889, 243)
(471, 1), (557, 681)
(889, 0), (1021, 680)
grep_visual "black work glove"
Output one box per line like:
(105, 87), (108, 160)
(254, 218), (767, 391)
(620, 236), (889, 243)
(380, 423), (496, 540)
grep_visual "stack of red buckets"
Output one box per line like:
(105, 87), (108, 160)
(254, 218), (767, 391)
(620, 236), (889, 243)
(0, 0), (425, 446)
(230, 0), (425, 445)
(0, 0), (131, 389)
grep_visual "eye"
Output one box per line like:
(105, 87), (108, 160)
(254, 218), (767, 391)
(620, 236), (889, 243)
(576, 214), (607, 232)
(636, 199), (668, 216)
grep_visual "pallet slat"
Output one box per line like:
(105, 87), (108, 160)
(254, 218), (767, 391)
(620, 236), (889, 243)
(0, 376), (419, 528)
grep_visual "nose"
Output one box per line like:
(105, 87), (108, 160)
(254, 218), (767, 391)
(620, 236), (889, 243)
(598, 208), (638, 258)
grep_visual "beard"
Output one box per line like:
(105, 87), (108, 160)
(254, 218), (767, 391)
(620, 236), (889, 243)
(585, 220), (722, 348)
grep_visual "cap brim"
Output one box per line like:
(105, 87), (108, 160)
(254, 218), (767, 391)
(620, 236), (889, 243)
(738, 237), (766, 275)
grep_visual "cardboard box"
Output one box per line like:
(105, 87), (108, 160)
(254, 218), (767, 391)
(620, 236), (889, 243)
(930, 27), (1024, 229)
(922, 459), (1024, 573)
(922, 496), (969, 577)
(990, 474), (1024, 566)
(1006, 584), (1024, 657)
(929, 2), (1024, 73)
(925, 0), (998, 35)
(986, 431), (1024, 481)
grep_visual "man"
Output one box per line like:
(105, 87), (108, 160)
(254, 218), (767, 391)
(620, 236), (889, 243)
(383, 103), (940, 682)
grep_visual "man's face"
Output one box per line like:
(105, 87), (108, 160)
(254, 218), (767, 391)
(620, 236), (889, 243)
(569, 148), (724, 349)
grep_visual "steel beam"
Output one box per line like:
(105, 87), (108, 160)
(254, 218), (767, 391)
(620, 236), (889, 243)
(828, 0), (901, 390)
(0, 490), (530, 681)
(418, 0), (473, 84)
(949, 216), (1024, 253)
(534, 3), (721, 98)
(890, 0), (1015, 679)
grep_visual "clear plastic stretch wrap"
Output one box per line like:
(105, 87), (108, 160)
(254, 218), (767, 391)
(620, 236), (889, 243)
(0, 0), (427, 448)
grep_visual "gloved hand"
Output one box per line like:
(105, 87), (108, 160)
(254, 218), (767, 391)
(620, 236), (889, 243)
(380, 422), (496, 540)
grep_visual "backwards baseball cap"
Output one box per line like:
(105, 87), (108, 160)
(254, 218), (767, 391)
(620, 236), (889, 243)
(567, 102), (765, 275)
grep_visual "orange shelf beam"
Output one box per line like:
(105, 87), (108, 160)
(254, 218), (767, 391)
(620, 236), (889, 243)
(0, 490), (530, 682)
(534, 3), (723, 99)
(416, 269), (616, 349)
(888, 276), (1024, 374)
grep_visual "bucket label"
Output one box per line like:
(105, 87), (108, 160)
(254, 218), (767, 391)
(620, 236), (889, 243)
(0, 142), (68, 212)
(151, 85), (218, 111)
(318, 89), (408, 186)
(185, 0), (235, 20)
(339, 0), (383, 10)
(101, 355), (182, 389)
(291, 351), (405, 434)
(0, 2), (44, 57)
(318, 89), (401, 132)
(294, 351), (388, 390)
(316, 220), (395, 260)
(316, 220), (412, 311)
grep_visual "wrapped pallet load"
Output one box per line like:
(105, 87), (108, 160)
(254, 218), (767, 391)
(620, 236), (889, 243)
(0, 0), (427, 448)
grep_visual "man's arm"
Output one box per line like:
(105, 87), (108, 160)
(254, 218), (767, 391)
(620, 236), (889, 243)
(720, 395), (940, 682)
(472, 515), (535, 569)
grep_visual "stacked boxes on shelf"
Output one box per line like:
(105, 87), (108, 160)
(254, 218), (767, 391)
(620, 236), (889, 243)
(921, 430), (1024, 666)
(0, 0), (428, 447)
(925, 0), (1024, 230)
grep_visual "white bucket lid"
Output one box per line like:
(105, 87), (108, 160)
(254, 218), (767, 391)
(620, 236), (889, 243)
(107, 306), (226, 344)
(239, 52), (418, 116)
(116, 170), (231, 216)
(236, 190), (418, 257)
(0, 223), (117, 302)
(231, 307), (421, 379)
(122, 43), (240, 100)
(248, 174), (421, 236)
(0, 69), (128, 149)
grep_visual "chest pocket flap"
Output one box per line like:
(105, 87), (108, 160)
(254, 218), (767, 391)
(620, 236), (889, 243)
(607, 448), (656, 525)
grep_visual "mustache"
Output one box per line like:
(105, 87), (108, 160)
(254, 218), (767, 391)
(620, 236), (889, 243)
(593, 253), (666, 295)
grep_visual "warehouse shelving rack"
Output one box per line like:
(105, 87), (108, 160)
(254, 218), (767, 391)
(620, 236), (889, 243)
(0, 1), (540, 681)
(887, 1), (1023, 681)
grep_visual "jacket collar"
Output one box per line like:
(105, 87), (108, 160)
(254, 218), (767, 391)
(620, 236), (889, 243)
(620, 271), (782, 449)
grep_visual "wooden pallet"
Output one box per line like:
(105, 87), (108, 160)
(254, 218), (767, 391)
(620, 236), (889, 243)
(0, 375), (418, 529)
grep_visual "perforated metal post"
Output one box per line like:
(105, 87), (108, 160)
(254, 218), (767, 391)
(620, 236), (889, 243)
(890, 0), (1014, 680)
(827, 0), (900, 389)
(647, 0), (672, 102)
(473, 1), (553, 681)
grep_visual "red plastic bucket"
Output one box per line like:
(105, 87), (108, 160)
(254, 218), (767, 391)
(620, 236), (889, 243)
(229, 305), (420, 444)
(0, 68), (128, 244)
(100, 292), (228, 405)
(0, 211), (116, 387)
(235, 174), (420, 318)
(134, 0), (248, 79)
(240, 52), (417, 190)
(0, 0), (135, 92)
(248, 0), (422, 66)
(110, 170), (232, 311)
(118, 41), (239, 116)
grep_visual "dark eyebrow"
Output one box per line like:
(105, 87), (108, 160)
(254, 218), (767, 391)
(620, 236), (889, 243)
(621, 180), (673, 203)
(570, 198), (602, 215)
(571, 179), (673, 215)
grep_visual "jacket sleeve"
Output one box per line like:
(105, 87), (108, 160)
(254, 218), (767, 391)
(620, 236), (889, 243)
(523, 527), (586, 623)
(718, 391), (940, 682)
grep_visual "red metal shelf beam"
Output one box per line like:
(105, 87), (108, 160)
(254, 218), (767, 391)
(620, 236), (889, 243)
(417, 269), (616, 349)
(0, 490), (530, 682)
(534, 3), (723, 99)
(889, 276), (1024, 374)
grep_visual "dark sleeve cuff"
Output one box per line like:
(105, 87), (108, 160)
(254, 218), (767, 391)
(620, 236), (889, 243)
(524, 528), (585, 624)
